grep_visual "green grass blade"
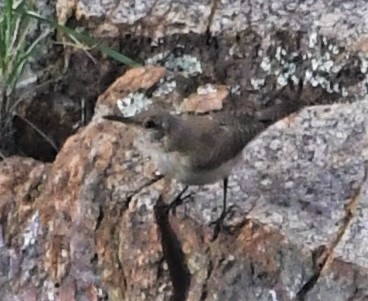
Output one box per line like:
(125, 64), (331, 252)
(0, 4), (6, 44)
(10, 14), (25, 52)
(20, 10), (141, 67)
(7, 29), (50, 99)
(96, 43), (141, 67)
(4, 0), (13, 58)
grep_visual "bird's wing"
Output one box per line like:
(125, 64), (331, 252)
(255, 99), (303, 123)
(189, 118), (266, 170)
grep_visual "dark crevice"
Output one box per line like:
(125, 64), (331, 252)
(154, 195), (191, 301)
(95, 204), (104, 230)
(296, 166), (367, 300)
(90, 253), (98, 265)
(295, 246), (327, 301)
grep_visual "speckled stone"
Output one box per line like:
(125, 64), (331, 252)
(181, 99), (368, 300)
(190, 100), (368, 249)
(67, 0), (368, 44)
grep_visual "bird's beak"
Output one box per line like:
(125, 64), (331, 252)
(103, 115), (140, 125)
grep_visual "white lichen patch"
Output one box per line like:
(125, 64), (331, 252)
(22, 211), (41, 250)
(269, 290), (279, 301)
(145, 51), (171, 65)
(146, 52), (202, 78)
(254, 31), (368, 98)
(165, 54), (202, 77)
(260, 56), (272, 73)
(250, 78), (266, 90)
(197, 84), (217, 95)
(230, 84), (241, 95)
(117, 92), (152, 117)
(152, 78), (177, 97)
(309, 32), (318, 48)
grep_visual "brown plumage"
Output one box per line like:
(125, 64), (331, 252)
(104, 109), (267, 238)
(104, 109), (265, 185)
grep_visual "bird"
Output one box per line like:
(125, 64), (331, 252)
(104, 108), (266, 234)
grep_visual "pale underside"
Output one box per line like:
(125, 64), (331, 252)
(145, 145), (242, 185)
(133, 113), (264, 185)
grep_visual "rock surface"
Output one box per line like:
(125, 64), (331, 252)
(57, 0), (368, 109)
(60, 0), (368, 43)
(0, 66), (367, 301)
(1, 0), (368, 300)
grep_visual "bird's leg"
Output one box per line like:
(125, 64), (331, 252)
(167, 185), (191, 214)
(210, 177), (228, 240)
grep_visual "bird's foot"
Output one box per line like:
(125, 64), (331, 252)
(209, 211), (227, 241)
(209, 204), (242, 241)
(167, 192), (194, 216)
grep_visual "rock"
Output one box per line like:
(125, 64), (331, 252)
(56, 0), (368, 112)
(95, 66), (167, 117)
(180, 85), (228, 114)
(2, 0), (368, 299)
(0, 157), (50, 301)
(305, 177), (368, 301)
(60, 0), (368, 45)
(186, 100), (368, 300)
(1, 63), (368, 300)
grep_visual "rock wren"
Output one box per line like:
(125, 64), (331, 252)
(104, 109), (265, 230)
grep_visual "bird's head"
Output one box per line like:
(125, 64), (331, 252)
(103, 109), (176, 143)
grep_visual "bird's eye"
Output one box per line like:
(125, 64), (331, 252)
(144, 120), (157, 128)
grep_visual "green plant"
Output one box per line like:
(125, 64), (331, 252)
(0, 0), (49, 108)
(21, 9), (142, 68)
(0, 0), (141, 156)
(1, 0), (142, 109)
(0, 0), (50, 154)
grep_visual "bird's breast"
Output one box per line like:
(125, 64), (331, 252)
(152, 149), (240, 185)
(134, 134), (241, 185)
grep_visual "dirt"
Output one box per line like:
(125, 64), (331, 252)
(8, 49), (127, 162)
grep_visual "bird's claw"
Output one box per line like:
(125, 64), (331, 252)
(209, 211), (227, 241)
(167, 192), (194, 216)
(209, 204), (243, 241)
